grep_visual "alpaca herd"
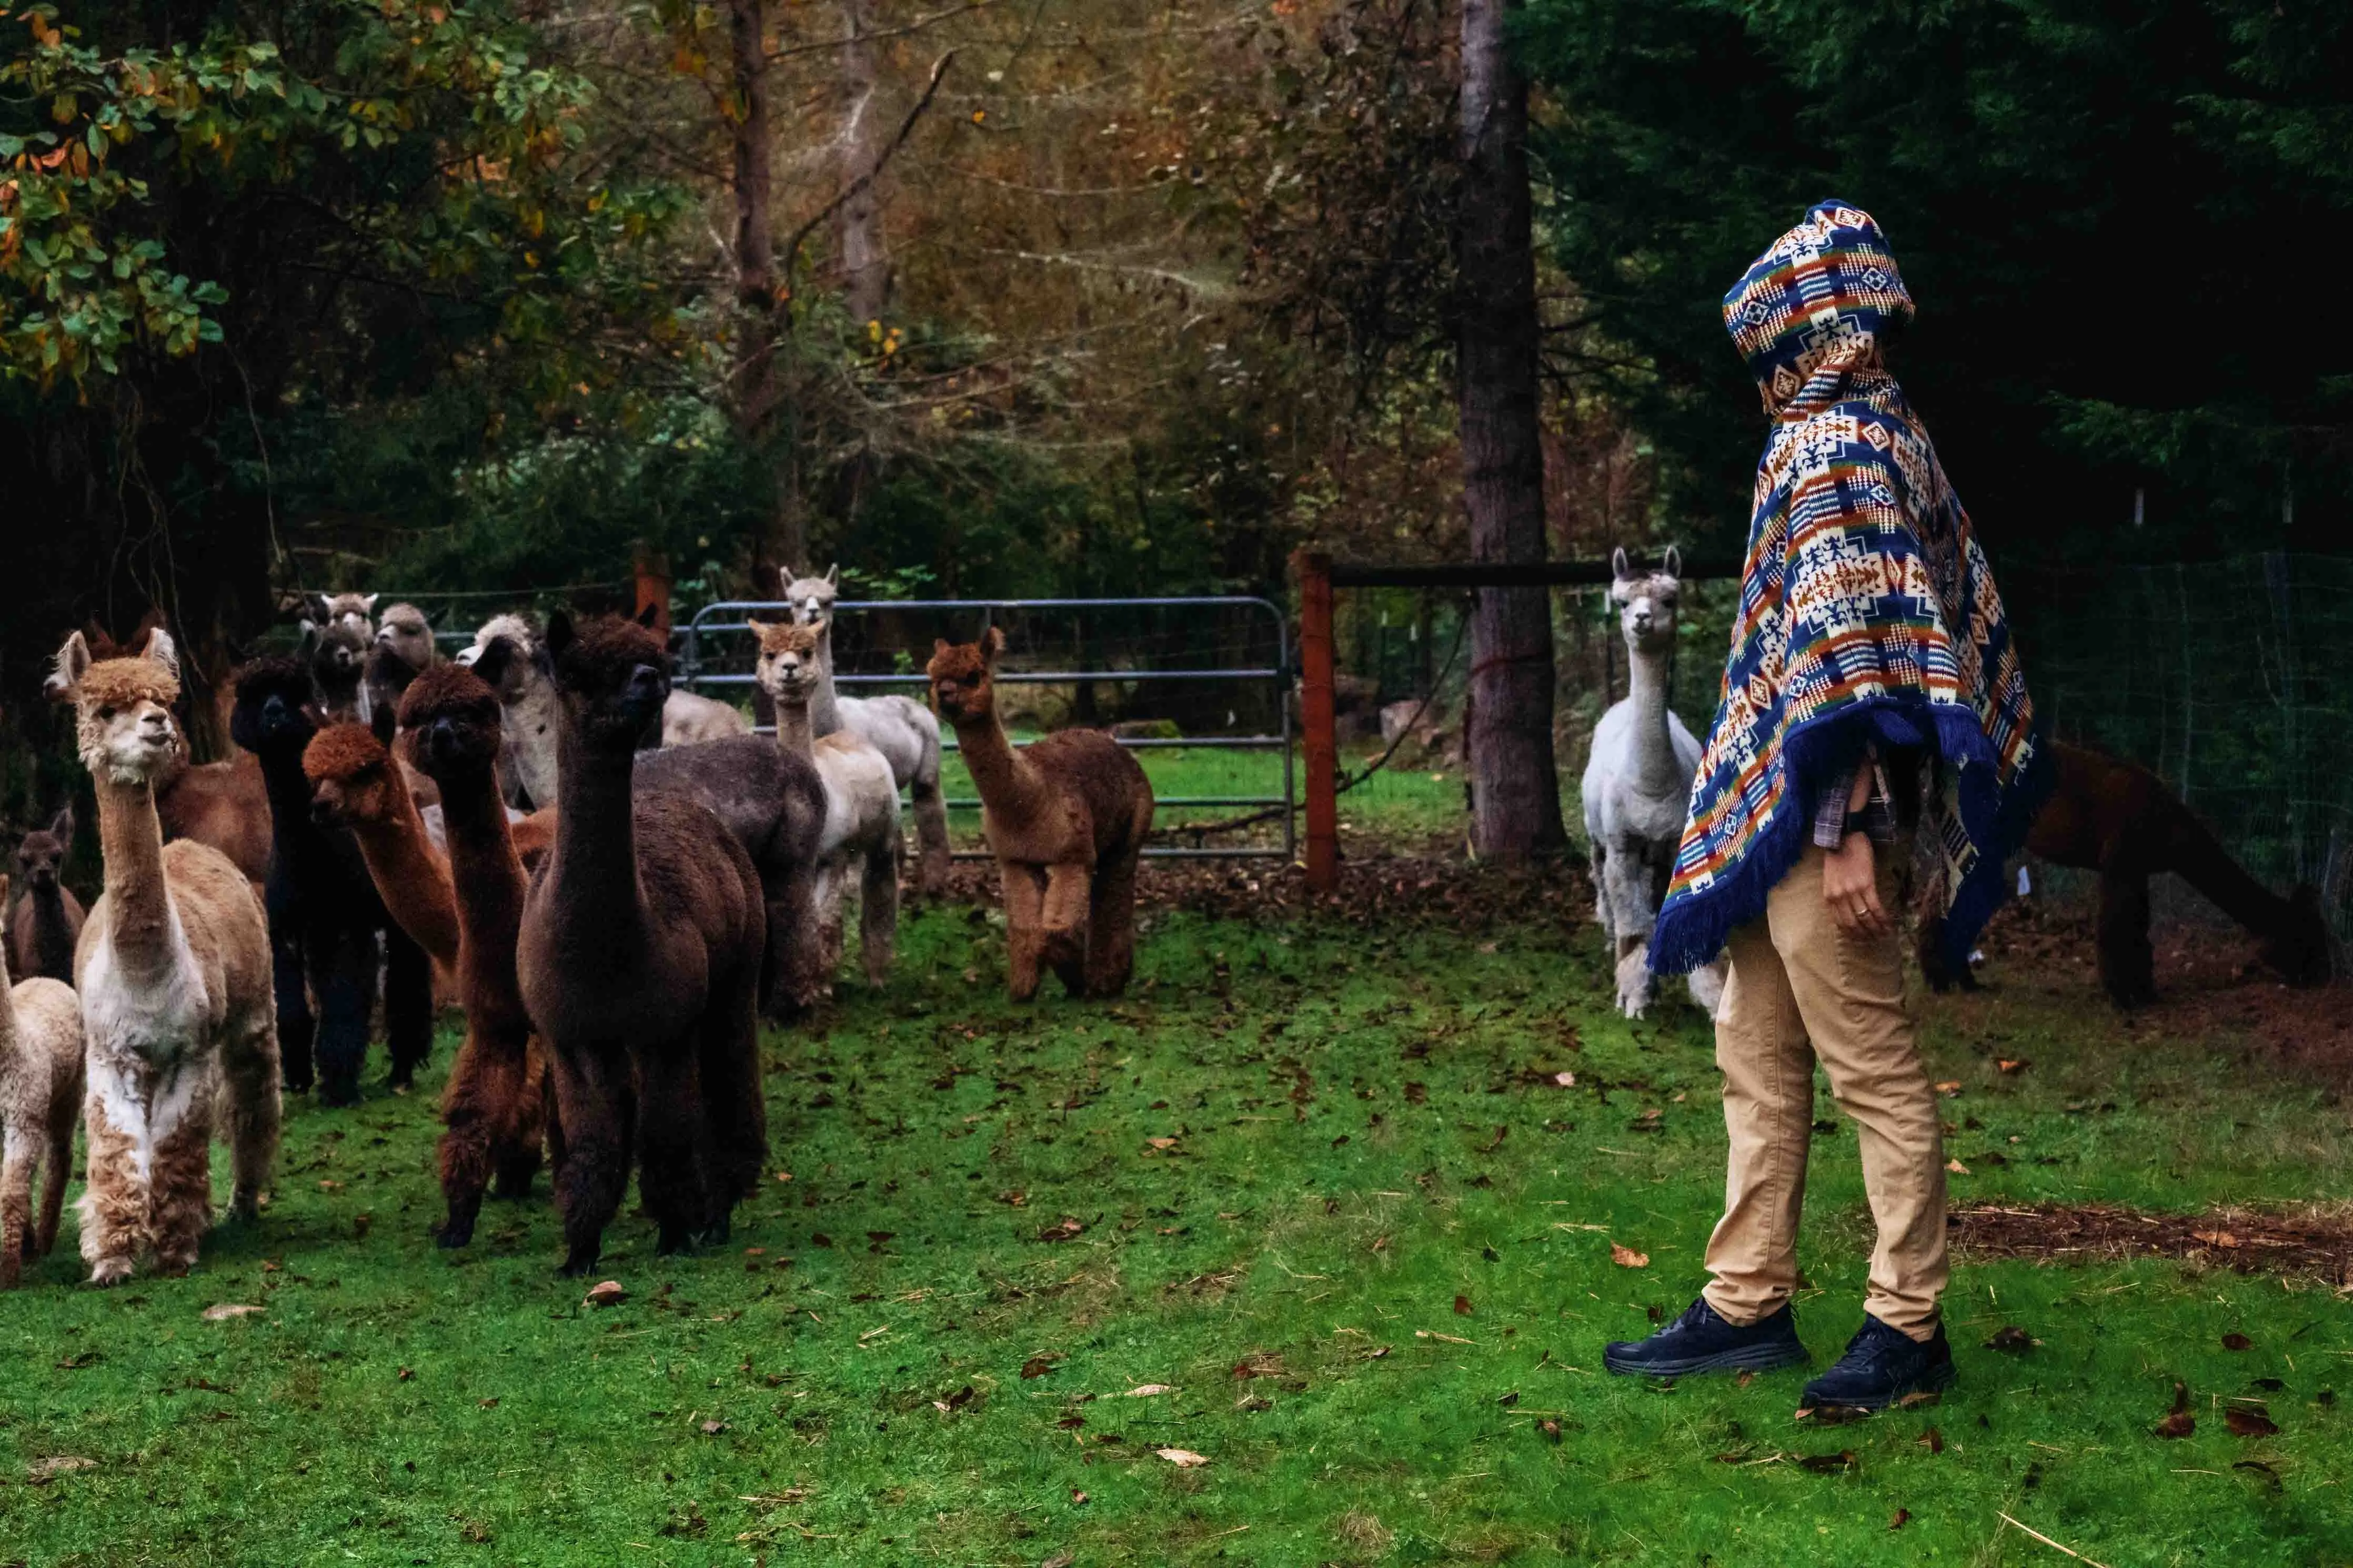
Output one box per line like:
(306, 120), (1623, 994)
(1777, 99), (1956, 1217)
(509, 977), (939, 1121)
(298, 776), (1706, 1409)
(3, 580), (1152, 1287)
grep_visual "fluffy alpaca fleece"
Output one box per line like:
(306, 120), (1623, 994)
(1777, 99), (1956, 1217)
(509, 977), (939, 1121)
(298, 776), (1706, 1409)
(56, 630), (280, 1284)
(0, 878), (83, 1287)
(399, 663), (557, 1245)
(755, 621), (900, 988)
(663, 688), (753, 747)
(233, 658), (434, 1104)
(782, 567), (950, 897)
(1580, 550), (1725, 1020)
(518, 613), (770, 1273)
(8, 807), (85, 984)
(1921, 741), (2335, 1007)
(303, 724), (462, 993)
(927, 629), (1154, 1000)
(154, 747), (273, 887)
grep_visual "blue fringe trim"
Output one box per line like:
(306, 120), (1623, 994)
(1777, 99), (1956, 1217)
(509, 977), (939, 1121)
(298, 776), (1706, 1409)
(1647, 696), (2054, 976)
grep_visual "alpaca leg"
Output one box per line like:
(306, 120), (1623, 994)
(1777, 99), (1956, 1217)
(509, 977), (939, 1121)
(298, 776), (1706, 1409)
(272, 923), (316, 1094)
(312, 926), (375, 1107)
(1083, 850), (1142, 999)
(148, 1062), (218, 1276)
(696, 953), (769, 1231)
(435, 1027), (496, 1247)
(813, 862), (847, 992)
(537, 1055), (567, 1186)
(490, 1037), (550, 1201)
(383, 924), (435, 1090)
(36, 1106), (75, 1258)
(78, 1067), (145, 1286)
(1002, 862), (1047, 1003)
(1590, 840), (1615, 945)
(911, 745), (951, 901)
(218, 1010), (283, 1222)
(1686, 957), (1728, 1020)
(1602, 842), (1656, 1017)
(859, 825), (901, 988)
(1, 1129), (33, 1287)
(2096, 861), (2156, 1008)
(549, 1051), (630, 1276)
(763, 855), (828, 1021)
(1040, 862), (1092, 998)
(635, 1046), (715, 1257)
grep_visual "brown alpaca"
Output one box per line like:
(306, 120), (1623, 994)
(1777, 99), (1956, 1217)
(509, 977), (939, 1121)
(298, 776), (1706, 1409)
(926, 629), (1154, 1000)
(1922, 740), (2335, 1007)
(397, 664), (557, 1246)
(8, 807), (86, 984)
(55, 629), (280, 1284)
(154, 747), (273, 887)
(1, 874), (84, 1287)
(303, 723), (462, 986)
(517, 612), (768, 1273)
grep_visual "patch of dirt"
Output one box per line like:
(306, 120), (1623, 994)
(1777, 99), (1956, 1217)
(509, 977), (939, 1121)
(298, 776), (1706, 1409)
(1952, 1203), (2353, 1287)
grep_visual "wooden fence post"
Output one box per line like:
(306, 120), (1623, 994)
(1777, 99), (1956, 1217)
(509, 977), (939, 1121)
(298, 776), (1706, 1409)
(632, 543), (673, 638)
(1294, 549), (1339, 893)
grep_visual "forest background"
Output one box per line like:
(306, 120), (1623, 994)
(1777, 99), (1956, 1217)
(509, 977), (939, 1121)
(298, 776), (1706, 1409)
(3, 0), (2347, 808)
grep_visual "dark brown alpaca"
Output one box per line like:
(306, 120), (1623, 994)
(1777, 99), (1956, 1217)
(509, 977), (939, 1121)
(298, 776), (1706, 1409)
(397, 664), (558, 1246)
(7, 808), (85, 984)
(1923, 741), (2334, 1007)
(927, 629), (1154, 1000)
(517, 612), (769, 1274)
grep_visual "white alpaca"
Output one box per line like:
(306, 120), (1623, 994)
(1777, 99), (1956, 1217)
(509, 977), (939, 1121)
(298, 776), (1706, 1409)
(780, 566), (950, 897)
(1581, 549), (1727, 1019)
(456, 613), (748, 809)
(55, 628), (281, 1284)
(755, 620), (902, 989)
(0, 874), (83, 1288)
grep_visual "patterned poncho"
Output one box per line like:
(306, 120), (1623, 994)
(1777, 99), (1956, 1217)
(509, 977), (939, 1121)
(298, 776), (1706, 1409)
(1648, 200), (2047, 975)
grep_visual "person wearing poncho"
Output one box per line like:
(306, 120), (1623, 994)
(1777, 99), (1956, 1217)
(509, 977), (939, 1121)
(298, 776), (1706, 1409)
(1604, 201), (2047, 1412)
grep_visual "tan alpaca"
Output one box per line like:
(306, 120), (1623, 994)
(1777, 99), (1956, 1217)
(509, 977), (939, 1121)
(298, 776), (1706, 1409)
(56, 629), (281, 1284)
(925, 630), (1154, 1000)
(753, 622), (901, 988)
(0, 874), (83, 1287)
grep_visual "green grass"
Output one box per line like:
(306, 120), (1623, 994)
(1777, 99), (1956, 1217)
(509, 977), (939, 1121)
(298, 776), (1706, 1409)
(5, 888), (2350, 1566)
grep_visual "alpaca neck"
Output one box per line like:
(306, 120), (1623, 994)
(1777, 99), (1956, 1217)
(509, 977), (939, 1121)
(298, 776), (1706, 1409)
(2163, 810), (2296, 936)
(352, 772), (460, 969)
(91, 777), (180, 977)
(772, 694), (818, 762)
(0, 926), (18, 1059)
(25, 885), (77, 980)
(506, 681), (563, 810)
(435, 763), (530, 1019)
(809, 625), (845, 737)
(948, 700), (1038, 825)
(547, 723), (645, 936)
(1626, 643), (1681, 795)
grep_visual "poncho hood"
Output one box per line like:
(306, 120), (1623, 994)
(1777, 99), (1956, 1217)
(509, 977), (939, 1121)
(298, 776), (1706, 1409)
(1725, 200), (1915, 419)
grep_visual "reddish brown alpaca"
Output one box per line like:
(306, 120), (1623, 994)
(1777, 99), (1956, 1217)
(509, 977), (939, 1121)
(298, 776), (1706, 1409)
(926, 629), (1154, 1000)
(397, 665), (558, 1246)
(7, 808), (85, 985)
(517, 613), (768, 1273)
(303, 724), (461, 990)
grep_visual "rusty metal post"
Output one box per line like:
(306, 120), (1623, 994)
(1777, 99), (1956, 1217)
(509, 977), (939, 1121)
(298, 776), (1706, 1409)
(632, 543), (673, 638)
(1294, 549), (1339, 893)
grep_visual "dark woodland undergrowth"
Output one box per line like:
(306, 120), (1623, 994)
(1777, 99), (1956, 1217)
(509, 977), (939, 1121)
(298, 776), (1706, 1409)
(4, 888), (2350, 1566)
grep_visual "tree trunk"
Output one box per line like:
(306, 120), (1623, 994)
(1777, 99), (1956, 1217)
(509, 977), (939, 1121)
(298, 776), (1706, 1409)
(1456, 0), (1565, 859)
(836, 0), (890, 326)
(728, 0), (807, 576)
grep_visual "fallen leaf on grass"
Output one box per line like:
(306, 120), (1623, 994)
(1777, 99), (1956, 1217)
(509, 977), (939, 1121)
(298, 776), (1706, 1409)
(700, 1420), (728, 1435)
(2191, 1230), (2241, 1249)
(1983, 1326), (2038, 1353)
(2225, 1406), (2279, 1438)
(1234, 1394), (1272, 1412)
(997, 1189), (1028, 1207)
(1070, 1489), (1089, 1505)
(397, 1367), (414, 1382)
(1996, 1058), (2029, 1075)
(1454, 1294), (1474, 1316)
(1020, 1357), (1058, 1380)
(1609, 1242), (1650, 1269)
(2221, 1332), (2254, 1351)
(583, 1280), (628, 1308)
(2154, 1411), (2196, 1439)
(1037, 1217), (1085, 1243)
(1945, 1159), (1972, 1175)
(1894, 1390), (1942, 1409)
(1155, 1448), (1209, 1468)
(1798, 1450), (1857, 1473)
(202, 1303), (263, 1321)
(1889, 1508), (1910, 1530)
(1125, 1384), (1175, 1398)
(26, 1456), (96, 1482)
(1144, 1137), (1179, 1151)
(1360, 1346), (1393, 1360)
(1918, 1427), (1944, 1454)
(1539, 1419), (1562, 1444)
(1799, 1404), (1871, 1426)
(1934, 1081), (1963, 1096)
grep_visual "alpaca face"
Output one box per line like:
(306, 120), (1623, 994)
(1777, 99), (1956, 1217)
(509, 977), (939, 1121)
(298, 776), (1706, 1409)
(752, 621), (823, 710)
(303, 725), (397, 830)
(230, 657), (324, 760)
(781, 566), (839, 629)
(926, 629), (1001, 724)
(303, 619), (369, 696)
(545, 612), (670, 752)
(56, 630), (184, 786)
(376, 603), (436, 671)
(314, 592), (378, 640)
(1610, 548), (1683, 659)
(13, 807), (71, 892)
(398, 664), (507, 784)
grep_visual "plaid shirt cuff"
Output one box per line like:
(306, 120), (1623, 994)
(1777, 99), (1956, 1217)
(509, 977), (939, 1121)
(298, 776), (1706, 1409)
(1813, 766), (1858, 849)
(1814, 752), (1899, 849)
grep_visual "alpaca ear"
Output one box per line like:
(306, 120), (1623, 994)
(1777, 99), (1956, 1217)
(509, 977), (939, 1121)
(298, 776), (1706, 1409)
(824, 563), (839, 588)
(49, 806), (72, 847)
(311, 593), (335, 623)
(932, 638), (950, 659)
(362, 593), (379, 613)
(1662, 545), (1682, 581)
(1612, 546), (1631, 582)
(145, 628), (181, 684)
(544, 611), (577, 660)
(980, 625), (1004, 664)
(48, 631), (92, 702)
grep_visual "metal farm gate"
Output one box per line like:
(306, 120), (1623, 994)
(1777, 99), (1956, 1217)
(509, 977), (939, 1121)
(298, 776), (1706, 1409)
(681, 597), (1295, 861)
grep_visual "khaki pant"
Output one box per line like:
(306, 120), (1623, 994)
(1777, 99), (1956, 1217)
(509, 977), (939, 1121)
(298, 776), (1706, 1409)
(1700, 843), (1947, 1339)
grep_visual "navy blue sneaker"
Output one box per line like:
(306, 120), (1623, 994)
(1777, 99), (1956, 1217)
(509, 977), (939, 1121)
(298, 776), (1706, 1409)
(1798, 1315), (1956, 1412)
(1603, 1297), (1809, 1378)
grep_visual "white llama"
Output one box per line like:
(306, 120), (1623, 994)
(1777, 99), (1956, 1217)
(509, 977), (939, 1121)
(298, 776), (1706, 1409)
(1581, 548), (1727, 1019)
(0, 873), (83, 1287)
(780, 566), (950, 897)
(56, 628), (281, 1283)
(754, 620), (903, 989)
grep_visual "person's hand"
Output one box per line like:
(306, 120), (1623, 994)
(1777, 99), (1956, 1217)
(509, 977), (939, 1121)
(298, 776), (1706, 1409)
(1823, 832), (1887, 936)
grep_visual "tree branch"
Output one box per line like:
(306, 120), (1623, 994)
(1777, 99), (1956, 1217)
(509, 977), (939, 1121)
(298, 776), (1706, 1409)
(781, 50), (958, 287)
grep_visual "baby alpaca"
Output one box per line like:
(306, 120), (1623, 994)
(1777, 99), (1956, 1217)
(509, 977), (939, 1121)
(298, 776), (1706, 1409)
(517, 612), (769, 1274)
(927, 629), (1154, 1001)
(0, 876), (83, 1287)
(754, 621), (901, 988)
(55, 628), (280, 1284)
(8, 807), (85, 984)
